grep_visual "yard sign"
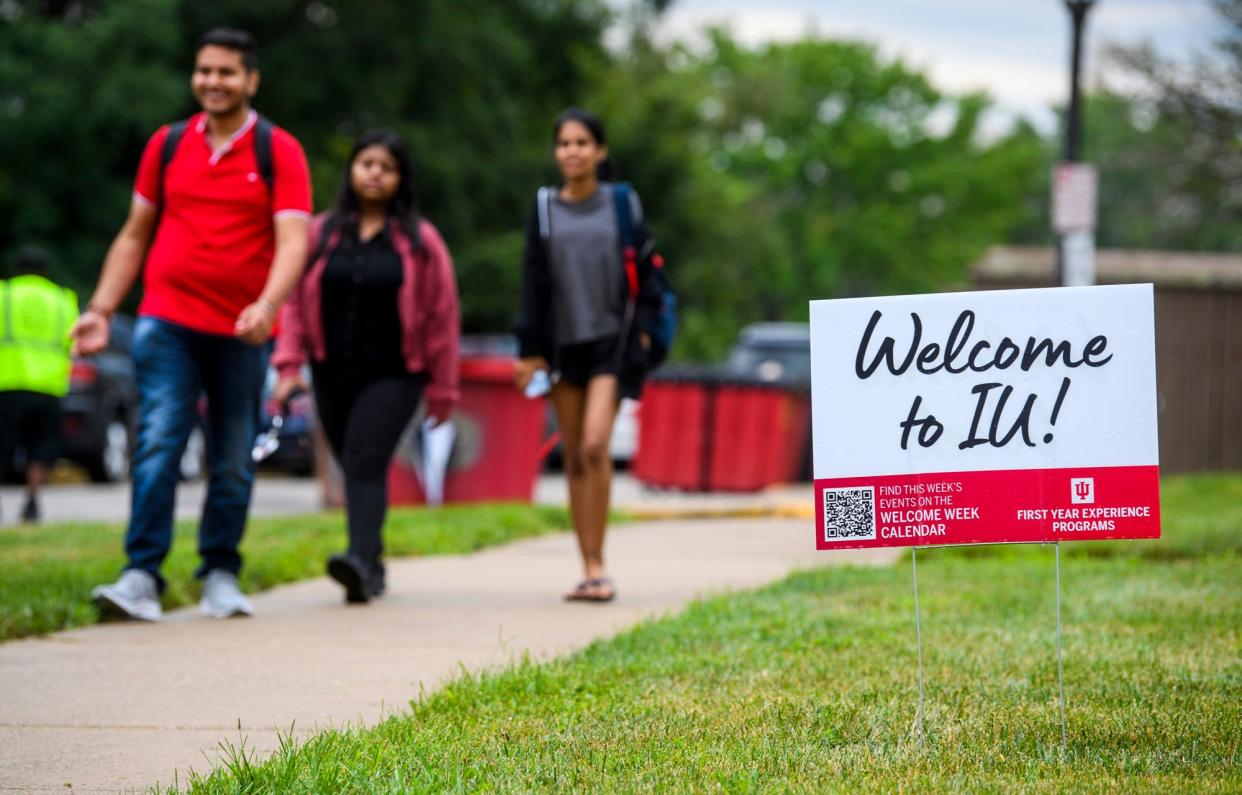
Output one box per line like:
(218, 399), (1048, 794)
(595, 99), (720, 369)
(810, 285), (1161, 550)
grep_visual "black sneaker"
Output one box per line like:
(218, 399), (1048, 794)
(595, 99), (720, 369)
(327, 553), (371, 604)
(369, 562), (386, 598)
(20, 499), (39, 524)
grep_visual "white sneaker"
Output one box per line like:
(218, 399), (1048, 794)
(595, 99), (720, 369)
(199, 569), (254, 619)
(92, 569), (162, 622)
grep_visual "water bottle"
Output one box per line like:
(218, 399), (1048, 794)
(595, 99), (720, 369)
(524, 369), (552, 399)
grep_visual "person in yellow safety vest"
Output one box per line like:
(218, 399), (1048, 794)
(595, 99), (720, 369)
(0, 246), (78, 524)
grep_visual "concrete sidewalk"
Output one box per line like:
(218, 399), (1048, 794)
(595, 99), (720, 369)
(0, 476), (324, 529)
(0, 472), (814, 529)
(0, 516), (892, 792)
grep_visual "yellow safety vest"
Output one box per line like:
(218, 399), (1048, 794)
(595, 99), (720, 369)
(0, 275), (78, 397)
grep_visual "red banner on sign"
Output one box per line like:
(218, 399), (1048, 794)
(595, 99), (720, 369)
(815, 465), (1160, 550)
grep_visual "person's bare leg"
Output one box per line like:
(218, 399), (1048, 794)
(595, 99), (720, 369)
(551, 382), (590, 583)
(576, 375), (620, 593)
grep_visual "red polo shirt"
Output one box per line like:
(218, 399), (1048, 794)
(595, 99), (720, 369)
(133, 111), (312, 336)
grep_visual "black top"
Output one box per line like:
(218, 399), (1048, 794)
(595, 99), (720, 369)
(319, 225), (406, 383)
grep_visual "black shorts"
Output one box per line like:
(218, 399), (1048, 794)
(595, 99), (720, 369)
(0, 390), (63, 468)
(557, 337), (621, 389)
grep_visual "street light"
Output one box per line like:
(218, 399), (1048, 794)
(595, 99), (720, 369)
(1063, 0), (1095, 163)
(1055, 0), (1098, 287)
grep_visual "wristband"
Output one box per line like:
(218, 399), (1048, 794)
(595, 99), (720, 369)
(85, 303), (114, 320)
(257, 299), (278, 316)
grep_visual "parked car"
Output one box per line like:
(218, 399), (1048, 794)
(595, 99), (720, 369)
(724, 322), (813, 480)
(725, 322), (811, 387)
(4, 314), (213, 483)
(174, 366), (317, 480)
(59, 315), (139, 483)
(255, 365), (315, 476)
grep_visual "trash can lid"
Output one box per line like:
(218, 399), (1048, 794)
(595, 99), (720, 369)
(647, 363), (725, 385)
(460, 356), (517, 383)
(646, 363), (810, 393)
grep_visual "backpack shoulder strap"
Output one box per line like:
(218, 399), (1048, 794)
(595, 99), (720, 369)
(612, 182), (640, 300)
(253, 114), (275, 190)
(536, 186), (552, 240)
(612, 182), (634, 250)
(157, 119), (190, 207)
(161, 119), (189, 171)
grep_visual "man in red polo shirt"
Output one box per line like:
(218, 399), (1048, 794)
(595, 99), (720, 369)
(71, 29), (311, 622)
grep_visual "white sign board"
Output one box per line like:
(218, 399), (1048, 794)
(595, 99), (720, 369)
(809, 285), (1160, 549)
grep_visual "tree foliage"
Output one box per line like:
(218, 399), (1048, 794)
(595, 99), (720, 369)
(3, 1), (1050, 359)
(588, 29), (1046, 357)
(1091, 0), (1242, 250)
(0, 0), (611, 333)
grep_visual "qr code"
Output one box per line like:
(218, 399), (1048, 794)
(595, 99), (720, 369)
(822, 486), (876, 542)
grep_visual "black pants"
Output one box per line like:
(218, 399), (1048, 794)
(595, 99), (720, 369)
(312, 369), (425, 568)
(0, 390), (62, 471)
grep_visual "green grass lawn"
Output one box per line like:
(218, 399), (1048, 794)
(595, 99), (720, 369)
(0, 503), (569, 642)
(175, 473), (1241, 793)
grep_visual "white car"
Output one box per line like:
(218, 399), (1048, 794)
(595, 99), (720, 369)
(609, 397), (640, 464)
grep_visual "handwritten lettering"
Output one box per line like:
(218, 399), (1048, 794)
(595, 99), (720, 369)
(855, 309), (1112, 380)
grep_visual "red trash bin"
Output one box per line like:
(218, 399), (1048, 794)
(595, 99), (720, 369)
(387, 356), (545, 504)
(633, 376), (712, 490)
(708, 381), (810, 492)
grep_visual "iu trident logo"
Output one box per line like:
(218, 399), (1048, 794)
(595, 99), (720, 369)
(1071, 477), (1095, 505)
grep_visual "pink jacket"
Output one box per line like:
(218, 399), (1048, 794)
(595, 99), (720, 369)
(273, 213), (461, 418)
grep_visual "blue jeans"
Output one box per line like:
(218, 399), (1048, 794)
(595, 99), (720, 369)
(125, 316), (266, 590)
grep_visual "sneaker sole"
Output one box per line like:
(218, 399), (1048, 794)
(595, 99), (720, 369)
(92, 588), (162, 622)
(199, 601), (253, 619)
(327, 557), (371, 604)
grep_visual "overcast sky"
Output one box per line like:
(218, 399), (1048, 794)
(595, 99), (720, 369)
(650, 0), (1219, 133)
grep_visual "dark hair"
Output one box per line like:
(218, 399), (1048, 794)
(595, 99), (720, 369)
(553, 107), (613, 181)
(14, 245), (50, 277)
(195, 28), (259, 71)
(328, 128), (421, 247)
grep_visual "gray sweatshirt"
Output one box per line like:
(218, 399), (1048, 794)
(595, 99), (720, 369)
(547, 182), (643, 347)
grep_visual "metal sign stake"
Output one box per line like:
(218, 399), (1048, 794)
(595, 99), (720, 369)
(908, 541), (1069, 753)
(912, 546), (926, 748)
(1055, 541), (1068, 752)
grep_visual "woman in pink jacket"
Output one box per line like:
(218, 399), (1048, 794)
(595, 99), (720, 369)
(273, 129), (460, 604)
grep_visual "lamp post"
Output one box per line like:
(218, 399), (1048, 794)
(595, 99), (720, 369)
(1055, 0), (1098, 287)
(1063, 0), (1094, 163)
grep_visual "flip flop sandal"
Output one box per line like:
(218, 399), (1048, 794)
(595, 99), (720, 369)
(587, 577), (616, 603)
(563, 577), (616, 603)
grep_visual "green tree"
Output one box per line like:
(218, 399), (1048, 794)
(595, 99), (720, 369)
(1089, 0), (1242, 250)
(0, 0), (612, 333)
(211, 0), (614, 333)
(0, 0), (184, 284)
(587, 30), (1046, 358)
(1, 2), (1049, 361)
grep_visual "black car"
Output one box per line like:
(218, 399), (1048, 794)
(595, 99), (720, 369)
(60, 315), (139, 482)
(6, 314), (204, 483)
(255, 365), (316, 476)
(724, 322), (812, 387)
(724, 322), (813, 480)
